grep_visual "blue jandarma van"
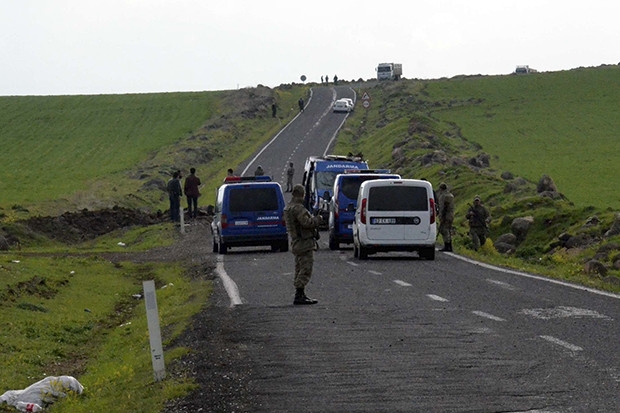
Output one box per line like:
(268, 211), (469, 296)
(211, 176), (288, 254)
(328, 170), (401, 250)
(302, 155), (368, 225)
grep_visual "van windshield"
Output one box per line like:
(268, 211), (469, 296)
(229, 188), (279, 212)
(368, 186), (428, 211)
(316, 171), (338, 191)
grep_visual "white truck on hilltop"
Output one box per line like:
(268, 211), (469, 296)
(376, 63), (402, 81)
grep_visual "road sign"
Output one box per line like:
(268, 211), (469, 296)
(361, 92), (370, 101)
(362, 100), (371, 109)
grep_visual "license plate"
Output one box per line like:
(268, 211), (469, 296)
(346, 224), (353, 229)
(235, 220), (249, 226)
(371, 217), (397, 224)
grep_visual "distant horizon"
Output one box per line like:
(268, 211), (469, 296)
(2, 62), (618, 98)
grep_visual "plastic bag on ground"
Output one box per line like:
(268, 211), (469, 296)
(0, 376), (84, 410)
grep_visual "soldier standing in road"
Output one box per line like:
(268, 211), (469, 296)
(286, 162), (295, 192)
(167, 171), (183, 222)
(466, 195), (491, 251)
(284, 184), (322, 305)
(437, 182), (455, 252)
(254, 165), (265, 176)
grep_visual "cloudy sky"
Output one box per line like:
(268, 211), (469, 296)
(1, 0), (618, 96)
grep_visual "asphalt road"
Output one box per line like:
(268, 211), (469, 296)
(214, 86), (620, 413)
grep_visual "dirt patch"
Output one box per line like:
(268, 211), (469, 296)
(19, 206), (166, 244)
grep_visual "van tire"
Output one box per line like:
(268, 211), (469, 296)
(420, 246), (435, 260)
(218, 242), (228, 254)
(280, 241), (289, 253)
(212, 239), (218, 253)
(359, 245), (369, 260)
(353, 244), (359, 258)
(329, 233), (339, 250)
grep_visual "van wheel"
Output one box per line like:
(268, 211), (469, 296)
(359, 245), (369, 260)
(329, 233), (338, 250)
(212, 239), (218, 253)
(218, 241), (228, 254)
(280, 241), (289, 253)
(353, 244), (359, 258)
(420, 247), (435, 260)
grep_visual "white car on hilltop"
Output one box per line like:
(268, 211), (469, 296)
(332, 98), (354, 113)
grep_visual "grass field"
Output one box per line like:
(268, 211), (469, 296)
(426, 66), (620, 209)
(0, 92), (221, 211)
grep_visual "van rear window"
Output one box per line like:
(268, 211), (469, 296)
(229, 188), (279, 212)
(368, 186), (428, 211)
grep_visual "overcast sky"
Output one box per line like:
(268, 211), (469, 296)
(1, 0), (618, 96)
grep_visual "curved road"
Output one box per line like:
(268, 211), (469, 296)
(214, 86), (620, 412)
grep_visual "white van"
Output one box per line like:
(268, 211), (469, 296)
(353, 179), (437, 260)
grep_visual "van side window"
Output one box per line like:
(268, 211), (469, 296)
(229, 188), (279, 212)
(368, 186), (428, 211)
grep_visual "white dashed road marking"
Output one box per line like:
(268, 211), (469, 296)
(472, 310), (506, 322)
(486, 278), (517, 290)
(427, 294), (449, 302)
(540, 335), (583, 352)
(393, 280), (412, 287)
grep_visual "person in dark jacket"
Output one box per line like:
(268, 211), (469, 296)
(184, 167), (201, 219)
(167, 171), (183, 222)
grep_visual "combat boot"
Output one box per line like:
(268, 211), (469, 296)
(440, 242), (453, 252)
(294, 288), (318, 305)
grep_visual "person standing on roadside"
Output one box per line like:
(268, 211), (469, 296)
(436, 182), (455, 252)
(286, 162), (295, 192)
(466, 195), (491, 251)
(298, 97), (304, 112)
(284, 184), (322, 305)
(254, 165), (265, 176)
(167, 171), (183, 222)
(184, 167), (201, 219)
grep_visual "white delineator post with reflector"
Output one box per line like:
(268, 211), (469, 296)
(143, 280), (166, 381)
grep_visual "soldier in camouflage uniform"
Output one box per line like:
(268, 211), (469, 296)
(466, 195), (491, 251)
(284, 184), (322, 305)
(436, 182), (455, 252)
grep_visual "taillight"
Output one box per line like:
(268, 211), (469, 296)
(221, 214), (228, 229)
(334, 198), (339, 219)
(429, 199), (436, 224)
(360, 198), (367, 224)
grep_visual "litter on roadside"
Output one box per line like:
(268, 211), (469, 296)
(0, 376), (84, 411)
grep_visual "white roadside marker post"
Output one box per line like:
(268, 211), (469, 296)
(143, 280), (166, 381)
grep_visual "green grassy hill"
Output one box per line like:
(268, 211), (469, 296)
(0, 86), (307, 217)
(426, 66), (620, 209)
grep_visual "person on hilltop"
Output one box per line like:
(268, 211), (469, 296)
(167, 171), (183, 222)
(183, 167), (201, 219)
(436, 182), (455, 252)
(466, 195), (491, 251)
(283, 184), (322, 305)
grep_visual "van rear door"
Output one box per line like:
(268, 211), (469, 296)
(366, 184), (432, 241)
(226, 186), (283, 236)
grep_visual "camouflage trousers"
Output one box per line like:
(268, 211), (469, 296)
(294, 251), (314, 289)
(470, 227), (488, 251)
(438, 221), (453, 243)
